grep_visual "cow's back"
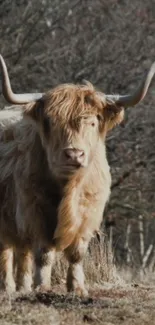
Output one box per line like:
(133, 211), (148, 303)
(0, 110), (22, 245)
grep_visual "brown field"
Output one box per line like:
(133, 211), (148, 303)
(0, 282), (155, 325)
(0, 241), (155, 325)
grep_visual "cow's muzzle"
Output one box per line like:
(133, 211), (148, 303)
(63, 148), (85, 167)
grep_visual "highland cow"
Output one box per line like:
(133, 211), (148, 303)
(0, 55), (154, 296)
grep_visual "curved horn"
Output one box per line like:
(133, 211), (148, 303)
(0, 55), (44, 104)
(106, 62), (155, 108)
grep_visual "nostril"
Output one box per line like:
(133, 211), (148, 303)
(79, 150), (84, 157)
(64, 149), (72, 159)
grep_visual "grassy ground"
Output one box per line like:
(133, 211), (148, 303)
(0, 239), (155, 325)
(0, 282), (155, 325)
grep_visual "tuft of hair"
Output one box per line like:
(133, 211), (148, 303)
(54, 169), (86, 251)
(44, 82), (104, 125)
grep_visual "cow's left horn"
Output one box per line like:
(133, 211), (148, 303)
(105, 62), (155, 108)
(0, 55), (44, 104)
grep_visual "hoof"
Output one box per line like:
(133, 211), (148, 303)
(68, 286), (88, 298)
(75, 287), (88, 298)
(17, 286), (32, 293)
(35, 284), (51, 292)
(5, 282), (16, 294)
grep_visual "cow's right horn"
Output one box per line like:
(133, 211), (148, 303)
(0, 55), (44, 104)
(105, 62), (155, 108)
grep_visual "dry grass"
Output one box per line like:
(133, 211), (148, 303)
(0, 282), (155, 325)
(0, 238), (155, 324)
(51, 235), (120, 286)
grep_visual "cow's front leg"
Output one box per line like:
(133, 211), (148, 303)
(0, 244), (16, 293)
(16, 249), (33, 292)
(65, 238), (89, 297)
(34, 247), (55, 291)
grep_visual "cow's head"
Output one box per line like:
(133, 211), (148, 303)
(0, 55), (155, 179)
(24, 83), (125, 178)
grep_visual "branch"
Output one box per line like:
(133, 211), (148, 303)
(111, 160), (147, 190)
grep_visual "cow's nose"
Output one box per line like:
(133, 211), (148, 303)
(64, 148), (85, 165)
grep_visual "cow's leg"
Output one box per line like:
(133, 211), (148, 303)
(34, 247), (55, 290)
(65, 238), (89, 297)
(16, 249), (33, 292)
(0, 244), (16, 293)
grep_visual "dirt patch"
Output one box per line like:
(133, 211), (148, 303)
(0, 294), (59, 325)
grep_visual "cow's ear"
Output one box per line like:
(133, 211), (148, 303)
(105, 103), (124, 130)
(23, 98), (45, 122)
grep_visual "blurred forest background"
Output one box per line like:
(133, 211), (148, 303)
(0, 0), (155, 276)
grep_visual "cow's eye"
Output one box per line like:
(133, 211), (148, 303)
(83, 116), (97, 127)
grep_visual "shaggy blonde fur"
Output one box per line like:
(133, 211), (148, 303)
(0, 83), (124, 295)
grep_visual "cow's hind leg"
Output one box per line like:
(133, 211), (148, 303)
(65, 238), (89, 297)
(0, 244), (16, 293)
(34, 247), (55, 291)
(16, 249), (33, 292)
